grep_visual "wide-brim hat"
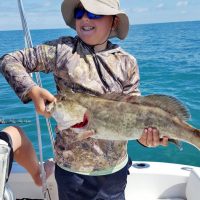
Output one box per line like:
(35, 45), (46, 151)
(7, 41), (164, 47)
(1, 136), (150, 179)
(61, 0), (129, 40)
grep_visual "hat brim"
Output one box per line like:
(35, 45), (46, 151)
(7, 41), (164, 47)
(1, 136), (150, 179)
(61, 0), (129, 40)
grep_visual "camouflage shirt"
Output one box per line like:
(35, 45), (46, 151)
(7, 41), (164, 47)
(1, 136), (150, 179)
(0, 36), (140, 175)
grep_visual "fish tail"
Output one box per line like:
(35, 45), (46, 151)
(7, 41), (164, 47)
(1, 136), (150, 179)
(193, 128), (200, 138)
(191, 128), (200, 150)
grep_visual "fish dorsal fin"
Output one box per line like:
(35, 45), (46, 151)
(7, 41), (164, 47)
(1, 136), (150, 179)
(144, 94), (190, 121)
(138, 94), (190, 121)
(100, 93), (190, 121)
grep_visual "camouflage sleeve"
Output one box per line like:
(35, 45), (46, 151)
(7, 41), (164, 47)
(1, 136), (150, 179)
(123, 56), (141, 96)
(0, 44), (57, 103)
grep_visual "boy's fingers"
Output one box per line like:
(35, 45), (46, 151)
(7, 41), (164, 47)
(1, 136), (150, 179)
(146, 127), (153, 146)
(43, 111), (52, 118)
(139, 127), (169, 147)
(152, 128), (160, 146)
(141, 128), (148, 139)
(41, 89), (56, 102)
(34, 98), (51, 117)
(160, 136), (169, 146)
(138, 129), (148, 145)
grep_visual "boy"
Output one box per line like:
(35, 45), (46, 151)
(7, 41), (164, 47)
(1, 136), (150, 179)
(0, 0), (168, 199)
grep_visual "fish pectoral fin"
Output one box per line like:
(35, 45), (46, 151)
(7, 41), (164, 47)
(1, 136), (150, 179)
(168, 138), (183, 151)
(76, 130), (96, 141)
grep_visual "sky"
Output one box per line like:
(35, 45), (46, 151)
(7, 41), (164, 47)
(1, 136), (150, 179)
(0, 0), (200, 31)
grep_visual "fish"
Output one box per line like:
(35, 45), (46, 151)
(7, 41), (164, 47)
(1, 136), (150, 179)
(46, 89), (200, 149)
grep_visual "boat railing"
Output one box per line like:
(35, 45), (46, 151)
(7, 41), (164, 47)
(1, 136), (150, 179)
(17, 1), (54, 199)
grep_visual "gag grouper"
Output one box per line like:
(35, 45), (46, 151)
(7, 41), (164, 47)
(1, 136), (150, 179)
(46, 89), (200, 149)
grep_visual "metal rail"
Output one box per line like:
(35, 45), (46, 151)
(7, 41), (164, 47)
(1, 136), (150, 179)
(17, 0), (54, 199)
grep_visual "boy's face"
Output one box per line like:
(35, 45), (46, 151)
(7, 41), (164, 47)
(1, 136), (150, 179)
(75, 7), (115, 48)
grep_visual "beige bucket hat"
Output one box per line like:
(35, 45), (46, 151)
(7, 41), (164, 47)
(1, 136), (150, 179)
(61, 0), (129, 40)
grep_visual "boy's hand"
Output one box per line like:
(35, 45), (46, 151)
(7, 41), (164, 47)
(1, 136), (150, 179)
(28, 86), (56, 118)
(138, 127), (168, 147)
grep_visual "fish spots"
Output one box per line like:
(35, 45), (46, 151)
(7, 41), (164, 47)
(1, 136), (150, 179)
(144, 118), (154, 127)
(57, 103), (62, 109)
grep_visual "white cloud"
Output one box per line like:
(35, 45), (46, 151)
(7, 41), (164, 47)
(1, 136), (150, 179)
(176, 1), (189, 7)
(156, 3), (164, 9)
(176, 0), (189, 15)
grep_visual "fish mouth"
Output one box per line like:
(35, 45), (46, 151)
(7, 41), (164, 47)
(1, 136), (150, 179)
(71, 113), (89, 128)
(45, 101), (56, 113)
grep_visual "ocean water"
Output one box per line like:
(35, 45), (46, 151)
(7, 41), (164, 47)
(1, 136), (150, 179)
(0, 21), (200, 166)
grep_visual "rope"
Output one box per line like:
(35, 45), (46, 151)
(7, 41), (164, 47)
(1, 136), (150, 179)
(17, 0), (54, 199)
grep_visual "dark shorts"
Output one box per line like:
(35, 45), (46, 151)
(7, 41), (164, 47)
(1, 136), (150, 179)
(55, 158), (132, 200)
(0, 131), (14, 182)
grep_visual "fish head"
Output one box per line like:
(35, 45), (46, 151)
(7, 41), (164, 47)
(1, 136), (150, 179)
(46, 99), (87, 131)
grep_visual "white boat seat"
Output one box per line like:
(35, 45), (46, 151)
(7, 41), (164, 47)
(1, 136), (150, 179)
(185, 168), (200, 200)
(158, 168), (200, 200)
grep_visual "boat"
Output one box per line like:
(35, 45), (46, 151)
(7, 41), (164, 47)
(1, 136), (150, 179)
(2, 160), (200, 199)
(1, 1), (200, 200)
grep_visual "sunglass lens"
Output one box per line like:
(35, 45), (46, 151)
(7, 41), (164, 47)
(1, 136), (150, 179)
(74, 8), (103, 20)
(74, 8), (85, 19)
(87, 12), (103, 19)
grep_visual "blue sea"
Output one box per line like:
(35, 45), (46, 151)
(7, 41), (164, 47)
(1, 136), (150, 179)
(0, 21), (200, 166)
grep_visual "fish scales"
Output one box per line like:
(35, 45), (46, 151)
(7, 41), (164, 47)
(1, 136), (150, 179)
(83, 101), (186, 140)
(46, 90), (200, 150)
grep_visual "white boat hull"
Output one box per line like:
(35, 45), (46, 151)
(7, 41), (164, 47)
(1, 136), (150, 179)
(6, 161), (200, 200)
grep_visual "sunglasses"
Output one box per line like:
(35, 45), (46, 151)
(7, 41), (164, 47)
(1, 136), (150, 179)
(74, 8), (104, 20)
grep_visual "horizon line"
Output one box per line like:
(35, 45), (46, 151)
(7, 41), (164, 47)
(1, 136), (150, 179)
(0, 19), (199, 32)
